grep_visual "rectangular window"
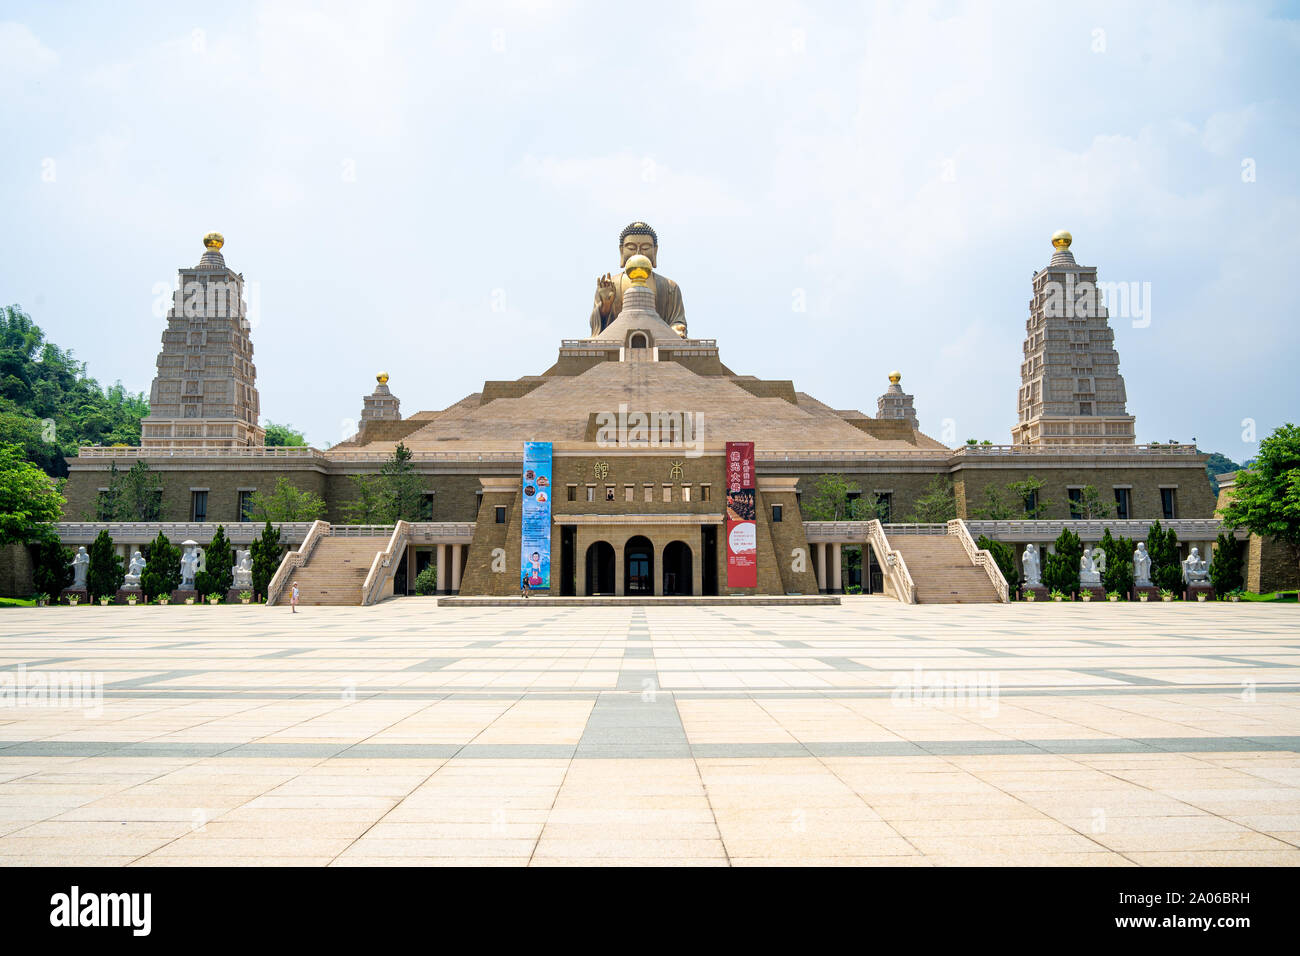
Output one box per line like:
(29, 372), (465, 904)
(682, 485), (691, 503)
(586, 485), (595, 503)
(644, 484), (654, 503)
(1067, 487), (1083, 519)
(662, 484), (672, 503)
(494, 505), (506, 524)
(238, 490), (255, 521)
(191, 490), (208, 522)
(874, 492), (892, 523)
(771, 503), (783, 522)
(1161, 488), (1177, 520)
(567, 484), (577, 502)
(421, 493), (434, 521)
(700, 484), (711, 502)
(1113, 487), (1131, 520)
(605, 485), (615, 501)
(96, 488), (111, 521)
(1079, 402), (1093, 415)
(846, 490), (861, 517)
(624, 485), (634, 503)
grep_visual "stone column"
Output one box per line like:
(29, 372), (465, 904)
(831, 542), (843, 594)
(575, 529), (588, 597)
(450, 544), (462, 594)
(436, 544), (447, 595)
(691, 537), (703, 597)
(815, 542), (827, 593)
(614, 543), (625, 597)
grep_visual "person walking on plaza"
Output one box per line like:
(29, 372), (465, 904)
(290, 581), (300, 613)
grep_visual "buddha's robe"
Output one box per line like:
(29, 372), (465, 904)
(590, 271), (685, 335)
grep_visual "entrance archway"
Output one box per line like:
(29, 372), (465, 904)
(585, 541), (615, 595)
(624, 535), (654, 595)
(662, 540), (693, 596)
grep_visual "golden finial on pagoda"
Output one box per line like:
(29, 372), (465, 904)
(377, 372), (389, 385)
(625, 254), (652, 287)
(203, 232), (225, 251)
(889, 370), (901, 385)
(1051, 229), (1072, 250)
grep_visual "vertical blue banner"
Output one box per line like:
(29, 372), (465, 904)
(521, 441), (552, 590)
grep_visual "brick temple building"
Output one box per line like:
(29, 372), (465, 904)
(56, 227), (1219, 604)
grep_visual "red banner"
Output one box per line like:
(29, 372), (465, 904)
(725, 441), (757, 588)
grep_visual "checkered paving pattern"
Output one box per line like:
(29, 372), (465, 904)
(0, 597), (1297, 866)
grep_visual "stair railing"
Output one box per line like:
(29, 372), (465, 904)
(361, 520), (411, 607)
(266, 520), (330, 606)
(865, 519), (917, 604)
(947, 519), (1009, 603)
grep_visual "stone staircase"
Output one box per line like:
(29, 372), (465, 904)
(894, 534), (1002, 604)
(286, 536), (389, 606)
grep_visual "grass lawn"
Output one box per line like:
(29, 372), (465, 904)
(0, 597), (36, 608)
(1238, 590), (1298, 602)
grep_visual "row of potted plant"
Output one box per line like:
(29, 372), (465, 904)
(38, 591), (254, 607)
(1025, 588), (1238, 603)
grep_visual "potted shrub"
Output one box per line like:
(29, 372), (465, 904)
(67, 594), (79, 607)
(1023, 589), (1036, 602)
(207, 593), (221, 606)
(1050, 589), (1067, 603)
(158, 594), (170, 606)
(1107, 591), (1121, 602)
(35, 593), (49, 608)
(239, 590), (252, 605)
(127, 593), (138, 606)
(1080, 590), (1093, 602)
(1139, 591), (1149, 602)
(184, 595), (195, 605)
(1228, 588), (1243, 603)
(1196, 591), (1208, 603)
(98, 595), (111, 606)
(1160, 588), (1175, 603)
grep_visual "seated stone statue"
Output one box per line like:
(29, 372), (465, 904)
(1133, 543), (1152, 586)
(1021, 544), (1041, 587)
(1079, 548), (1101, 586)
(123, 551), (146, 589)
(1182, 547), (1210, 585)
(232, 550), (253, 589)
(590, 222), (686, 334)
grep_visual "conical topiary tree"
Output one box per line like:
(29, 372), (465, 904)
(196, 525), (234, 599)
(140, 531), (181, 602)
(1042, 527), (1083, 596)
(250, 520), (283, 601)
(1099, 527), (1136, 597)
(85, 529), (124, 602)
(1147, 520), (1183, 593)
(1208, 532), (1244, 595)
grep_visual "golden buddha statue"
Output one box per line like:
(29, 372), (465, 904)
(591, 221), (686, 335)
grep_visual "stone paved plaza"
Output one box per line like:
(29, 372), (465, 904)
(0, 599), (1297, 867)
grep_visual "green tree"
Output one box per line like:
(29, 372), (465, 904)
(970, 486), (1016, 520)
(246, 476), (326, 522)
(263, 422), (307, 447)
(1008, 475), (1051, 519)
(1072, 485), (1114, 519)
(195, 525), (233, 598)
(32, 540), (73, 597)
(1219, 423), (1300, 579)
(249, 520), (283, 601)
(1208, 532), (1244, 594)
(907, 475), (957, 523)
(1042, 527), (1083, 596)
(140, 531), (181, 601)
(85, 529), (123, 601)
(0, 442), (65, 545)
(802, 474), (865, 521)
(342, 474), (387, 524)
(1204, 452), (1241, 495)
(381, 442), (425, 522)
(1099, 527), (1136, 597)
(96, 460), (163, 521)
(1146, 520), (1183, 593)
(976, 534), (1019, 592)
(413, 565), (438, 595)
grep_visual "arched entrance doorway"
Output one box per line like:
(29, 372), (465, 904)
(585, 541), (615, 595)
(624, 535), (654, 595)
(662, 540), (693, 596)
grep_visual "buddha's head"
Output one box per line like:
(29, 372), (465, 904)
(619, 221), (658, 268)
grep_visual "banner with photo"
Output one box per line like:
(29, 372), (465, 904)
(521, 441), (552, 590)
(725, 440), (757, 588)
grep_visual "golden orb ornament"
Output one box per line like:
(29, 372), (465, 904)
(625, 254), (653, 286)
(203, 232), (225, 251)
(889, 370), (902, 385)
(1051, 229), (1072, 250)
(377, 372), (389, 385)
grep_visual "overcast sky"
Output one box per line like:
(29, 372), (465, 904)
(3, 1), (1297, 458)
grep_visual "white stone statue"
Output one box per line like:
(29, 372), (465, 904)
(1182, 547), (1209, 586)
(123, 551), (146, 589)
(195, 546), (206, 573)
(1022, 544), (1041, 587)
(71, 546), (89, 590)
(232, 549), (253, 589)
(1079, 548), (1101, 586)
(1092, 547), (1106, 576)
(179, 540), (199, 589)
(1133, 543), (1152, 586)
